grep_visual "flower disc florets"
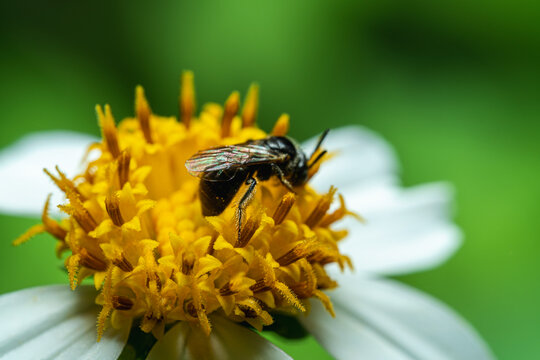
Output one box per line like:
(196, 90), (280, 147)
(17, 73), (353, 340)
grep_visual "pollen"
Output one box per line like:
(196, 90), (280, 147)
(17, 73), (353, 340)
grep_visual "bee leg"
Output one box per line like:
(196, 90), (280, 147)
(237, 176), (258, 241)
(271, 164), (295, 193)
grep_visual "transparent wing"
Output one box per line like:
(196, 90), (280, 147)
(185, 143), (286, 177)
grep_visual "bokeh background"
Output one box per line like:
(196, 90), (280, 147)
(1, 1), (539, 359)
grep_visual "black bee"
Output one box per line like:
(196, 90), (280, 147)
(185, 130), (329, 238)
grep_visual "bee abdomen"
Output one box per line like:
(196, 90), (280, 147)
(199, 172), (246, 216)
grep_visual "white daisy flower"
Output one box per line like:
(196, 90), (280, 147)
(0, 76), (493, 360)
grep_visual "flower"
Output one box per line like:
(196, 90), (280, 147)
(0, 74), (493, 359)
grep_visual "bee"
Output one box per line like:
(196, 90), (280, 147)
(185, 130), (329, 239)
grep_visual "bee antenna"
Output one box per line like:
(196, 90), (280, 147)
(308, 150), (327, 169)
(308, 129), (330, 162)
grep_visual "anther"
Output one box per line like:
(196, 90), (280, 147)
(221, 91), (240, 138)
(96, 104), (120, 158)
(182, 253), (195, 275)
(219, 283), (238, 296)
(276, 243), (310, 267)
(249, 278), (272, 293)
(61, 188), (97, 233)
(117, 151), (131, 188)
(289, 281), (312, 299)
(135, 85), (153, 144)
(241, 83), (259, 128)
(44, 167), (83, 200)
(207, 232), (218, 256)
(305, 187), (337, 228)
(105, 194), (124, 226)
(154, 273), (162, 292)
(79, 248), (107, 271)
(272, 192), (296, 225)
(112, 254), (133, 272)
(307, 250), (335, 265)
(184, 300), (198, 318)
(289, 262), (316, 298)
(238, 303), (258, 318)
(112, 295), (134, 310)
(180, 71), (195, 128)
(235, 215), (259, 248)
(271, 114), (290, 136)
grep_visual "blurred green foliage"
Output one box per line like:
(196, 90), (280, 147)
(1, 1), (539, 359)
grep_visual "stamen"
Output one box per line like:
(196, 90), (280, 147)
(96, 104), (120, 158)
(105, 194), (124, 226)
(276, 241), (311, 266)
(66, 254), (80, 290)
(97, 267), (113, 341)
(117, 151), (131, 188)
(249, 278), (272, 293)
(221, 91), (240, 138)
(112, 295), (134, 310)
(141, 314), (161, 334)
(13, 224), (45, 246)
(180, 71), (195, 128)
(237, 298), (263, 318)
(44, 167), (83, 200)
(184, 300), (198, 318)
(154, 272), (162, 292)
(307, 249), (337, 266)
(182, 252), (195, 275)
(319, 193), (362, 227)
(273, 281), (305, 311)
(192, 286), (211, 335)
(271, 114), (290, 136)
(241, 83), (259, 128)
(206, 231), (218, 256)
(272, 192), (296, 225)
(112, 254), (133, 272)
(289, 260), (316, 298)
(135, 85), (153, 144)
(219, 282), (238, 296)
(42, 194), (67, 240)
(236, 215), (259, 248)
(60, 188), (97, 233)
(305, 186), (337, 228)
(313, 290), (335, 317)
(79, 248), (107, 271)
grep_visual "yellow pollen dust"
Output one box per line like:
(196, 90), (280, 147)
(16, 72), (353, 340)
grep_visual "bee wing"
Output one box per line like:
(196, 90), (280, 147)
(185, 143), (285, 177)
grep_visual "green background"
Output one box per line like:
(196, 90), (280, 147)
(1, 1), (539, 359)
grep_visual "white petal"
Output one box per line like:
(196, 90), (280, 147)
(0, 131), (99, 217)
(301, 277), (493, 360)
(0, 285), (128, 360)
(147, 316), (291, 360)
(334, 182), (461, 276)
(302, 126), (399, 192)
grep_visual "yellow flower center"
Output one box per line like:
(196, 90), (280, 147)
(16, 72), (353, 340)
